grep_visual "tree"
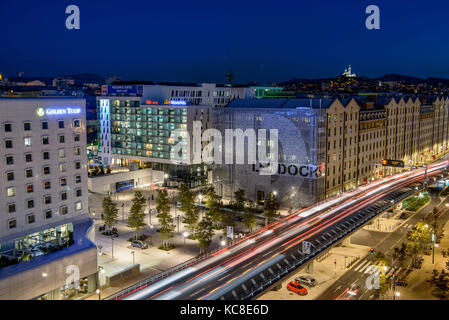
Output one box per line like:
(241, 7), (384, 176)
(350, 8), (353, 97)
(264, 192), (279, 223)
(243, 200), (257, 233)
(392, 242), (408, 268)
(205, 187), (224, 227)
(179, 184), (199, 234)
(156, 189), (176, 249)
(102, 196), (118, 233)
(232, 189), (246, 213)
(127, 191), (147, 240)
(195, 213), (215, 253)
(430, 269), (449, 299)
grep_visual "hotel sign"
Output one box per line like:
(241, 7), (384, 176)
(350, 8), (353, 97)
(36, 107), (82, 117)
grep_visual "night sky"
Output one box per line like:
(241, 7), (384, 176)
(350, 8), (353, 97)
(1, 0), (449, 83)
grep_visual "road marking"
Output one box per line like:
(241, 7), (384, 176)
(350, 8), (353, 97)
(354, 260), (371, 272)
(190, 288), (205, 297)
(218, 274), (233, 281)
(333, 285), (342, 292)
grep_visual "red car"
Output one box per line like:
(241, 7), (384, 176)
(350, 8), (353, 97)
(287, 281), (308, 295)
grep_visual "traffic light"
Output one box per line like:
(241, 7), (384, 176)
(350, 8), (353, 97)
(370, 248), (375, 255)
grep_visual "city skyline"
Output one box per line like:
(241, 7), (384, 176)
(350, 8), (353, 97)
(2, 0), (449, 83)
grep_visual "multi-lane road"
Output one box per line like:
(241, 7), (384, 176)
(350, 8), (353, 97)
(110, 160), (449, 300)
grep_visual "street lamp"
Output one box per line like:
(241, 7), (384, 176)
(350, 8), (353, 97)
(42, 272), (48, 278)
(96, 289), (101, 300)
(183, 232), (189, 253)
(273, 191), (278, 196)
(131, 251), (135, 265)
(220, 240), (226, 247)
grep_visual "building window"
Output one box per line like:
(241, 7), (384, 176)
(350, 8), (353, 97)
(6, 156), (13, 165)
(43, 166), (50, 175)
(60, 178), (67, 187)
(75, 201), (82, 211)
(42, 121), (48, 130)
(26, 184), (33, 193)
(27, 214), (35, 224)
(45, 210), (52, 219)
(76, 189), (82, 197)
(43, 151), (50, 160)
(59, 120), (65, 129)
(61, 192), (67, 201)
(8, 219), (17, 229)
(42, 136), (49, 145)
(75, 175), (81, 183)
(73, 119), (80, 127)
(44, 181), (51, 189)
(4, 123), (12, 132)
(26, 168), (33, 178)
(59, 149), (66, 158)
(74, 133), (80, 142)
(24, 122), (31, 131)
(8, 203), (16, 213)
(44, 195), (52, 205)
(5, 139), (13, 149)
(59, 135), (65, 143)
(25, 153), (32, 162)
(74, 147), (81, 156)
(6, 172), (14, 181)
(59, 163), (67, 172)
(7, 187), (15, 197)
(75, 161), (81, 170)
(24, 137), (32, 147)
(60, 205), (68, 215)
(27, 199), (34, 209)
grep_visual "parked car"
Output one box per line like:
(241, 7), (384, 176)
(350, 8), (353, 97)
(131, 240), (148, 249)
(295, 275), (317, 287)
(287, 281), (308, 295)
(396, 280), (408, 287)
(399, 212), (408, 220)
(99, 224), (106, 232)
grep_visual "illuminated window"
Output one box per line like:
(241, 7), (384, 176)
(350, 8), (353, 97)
(7, 187), (15, 197)
(60, 205), (68, 215)
(24, 137), (32, 147)
(26, 184), (33, 193)
(44, 195), (52, 205)
(75, 201), (83, 211)
(8, 219), (16, 229)
(44, 181), (51, 189)
(60, 178), (67, 187)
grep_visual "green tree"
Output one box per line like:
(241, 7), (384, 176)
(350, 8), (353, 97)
(179, 184), (199, 234)
(232, 189), (246, 213)
(430, 269), (449, 299)
(205, 187), (224, 226)
(102, 196), (118, 233)
(392, 242), (408, 268)
(243, 200), (257, 233)
(127, 191), (147, 240)
(264, 192), (279, 223)
(156, 189), (176, 249)
(195, 213), (215, 253)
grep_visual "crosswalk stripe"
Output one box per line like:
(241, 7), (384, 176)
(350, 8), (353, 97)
(354, 260), (371, 272)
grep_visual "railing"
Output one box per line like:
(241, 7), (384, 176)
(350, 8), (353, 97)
(106, 172), (431, 300)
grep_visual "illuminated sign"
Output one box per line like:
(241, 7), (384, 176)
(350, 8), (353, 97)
(252, 163), (323, 179)
(381, 159), (405, 168)
(144, 100), (187, 106)
(36, 107), (82, 117)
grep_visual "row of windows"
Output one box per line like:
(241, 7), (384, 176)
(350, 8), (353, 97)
(3, 162), (82, 178)
(6, 202), (83, 229)
(3, 148), (81, 166)
(6, 188), (83, 208)
(3, 133), (80, 149)
(6, 180), (82, 197)
(3, 119), (80, 132)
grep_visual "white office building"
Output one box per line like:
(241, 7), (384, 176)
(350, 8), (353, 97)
(0, 98), (97, 300)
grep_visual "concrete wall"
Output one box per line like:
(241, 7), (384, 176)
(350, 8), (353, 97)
(88, 168), (164, 194)
(0, 246), (97, 300)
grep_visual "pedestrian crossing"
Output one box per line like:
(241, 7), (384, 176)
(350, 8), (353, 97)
(402, 223), (414, 230)
(351, 259), (401, 276)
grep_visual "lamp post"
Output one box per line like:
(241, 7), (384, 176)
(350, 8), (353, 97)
(96, 289), (101, 300)
(131, 251), (135, 265)
(177, 214), (180, 233)
(122, 203), (125, 222)
(183, 232), (188, 253)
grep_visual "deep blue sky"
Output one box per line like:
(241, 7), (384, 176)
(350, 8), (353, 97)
(1, 0), (449, 83)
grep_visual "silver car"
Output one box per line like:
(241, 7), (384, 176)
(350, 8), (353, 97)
(295, 275), (317, 287)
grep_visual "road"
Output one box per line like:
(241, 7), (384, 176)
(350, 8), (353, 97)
(319, 189), (449, 300)
(110, 160), (449, 300)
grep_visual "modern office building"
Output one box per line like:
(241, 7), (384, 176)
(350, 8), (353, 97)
(0, 98), (97, 300)
(97, 83), (255, 187)
(213, 96), (449, 208)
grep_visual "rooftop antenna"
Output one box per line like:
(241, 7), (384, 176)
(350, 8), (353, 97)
(225, 69), (234, 86)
